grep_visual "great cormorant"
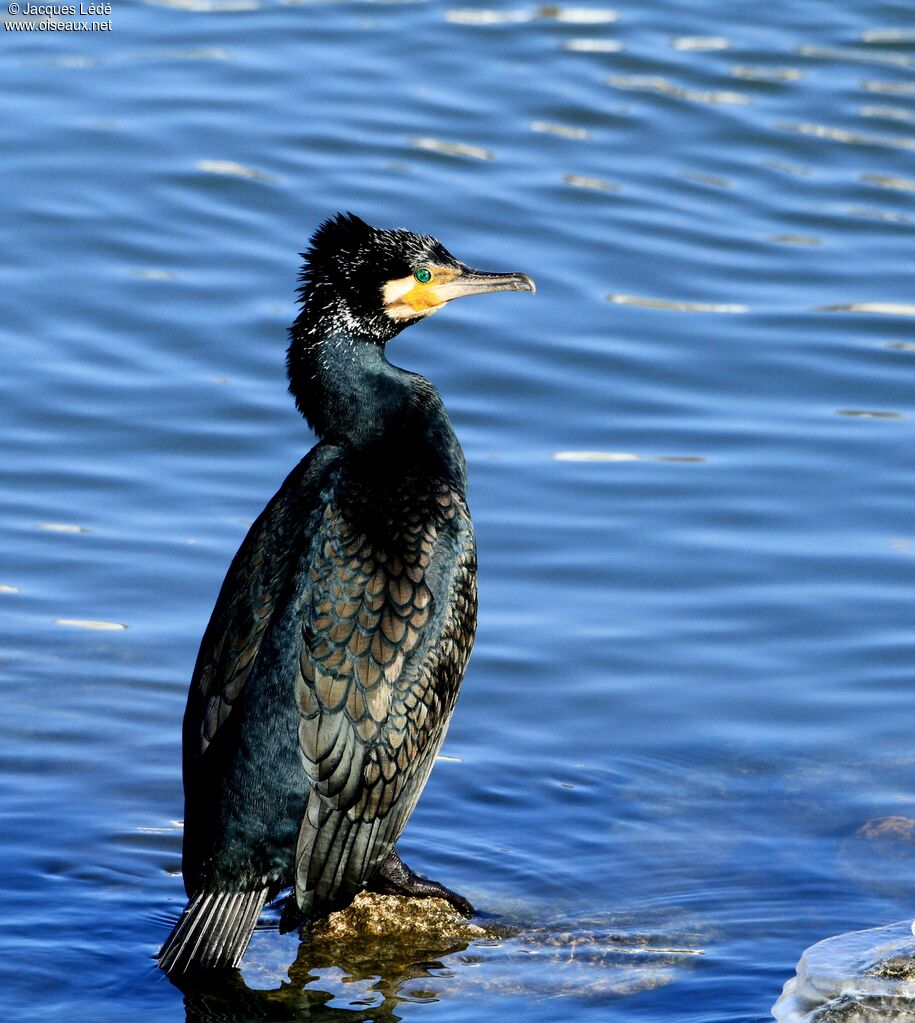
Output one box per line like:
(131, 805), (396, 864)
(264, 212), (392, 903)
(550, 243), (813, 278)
(157, 213), (534, 974)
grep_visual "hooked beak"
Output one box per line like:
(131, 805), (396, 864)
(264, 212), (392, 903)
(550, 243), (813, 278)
(382, 262), (536, 321)
(435, 265), (536, 302)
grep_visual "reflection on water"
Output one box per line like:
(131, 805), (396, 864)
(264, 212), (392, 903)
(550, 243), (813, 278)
(606, 75), (752, 105)
(446, 4), (622, 25)
(143, 0), (260, 11)
(671, 36), (730, 52)
(778, 121), (915, 150)
(730, 65), (805, 82)
(54, 617), (128, 630)
(562, 172), (620, 191)
(444, 9), (536, 26)
(607, 294), (749, 313)
(168, 905), (704, 1023)
(562, 38), (624, 53)
(195, 161), (279, 183)
(863, 80), (915, 96)
(768, 234), (822, 245)
(835, 409), (903, 420)
(531, 120), (592, 139)
(552, 450), (705, 463)
(861, 173), (915, 191)
(680, 171), (731, 188)
(539, 7), (618, 24)
(174, 935), (477, 1023)
(860, 105), (915, 122)
(820, 302), (915, 317)
(408, 138), (493, 161)
(796, 45), (915, 70)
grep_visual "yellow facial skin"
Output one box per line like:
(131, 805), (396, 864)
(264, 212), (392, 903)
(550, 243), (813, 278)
(382, 267), (458, 321)
(382, 264), (536, 322)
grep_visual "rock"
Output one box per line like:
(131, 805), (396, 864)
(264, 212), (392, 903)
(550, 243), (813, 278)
(807, 995), (915, 1022)
(773, 921), (915, 1022)
(871, 955), (915, 982)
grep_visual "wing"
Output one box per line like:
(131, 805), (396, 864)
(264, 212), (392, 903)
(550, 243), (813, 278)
(181, 444), (340, 891)
(291, 478), (477, 916)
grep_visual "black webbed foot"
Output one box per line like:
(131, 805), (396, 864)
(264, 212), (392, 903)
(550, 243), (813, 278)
(279, 894), (308, 934)
(369, 848), (475, 917)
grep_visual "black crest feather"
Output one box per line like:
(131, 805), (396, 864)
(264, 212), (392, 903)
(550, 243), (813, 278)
(297, 212), (376, 299)
(303, 212), (373, 265)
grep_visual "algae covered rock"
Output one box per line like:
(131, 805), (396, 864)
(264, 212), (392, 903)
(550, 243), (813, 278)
(289, 890), (501, 978)
(311, 891), (491, 945)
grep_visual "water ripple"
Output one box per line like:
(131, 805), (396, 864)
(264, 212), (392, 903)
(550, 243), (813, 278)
(444, 5), (617, 24)
(819, 302), (915, 316)
(671, 36), (730, 52)
(54, 619), (128, 631)
(777, 121), (915, 150)
(608, 294), (750, 313)
(143, 0), (259, 10)
(445, 8), (534, 24)
(562, 173), (619, 191)
(195, 160), (278, 182)
(860, 105), (915, 122)
(553, 451), (706, 463)
(562, 38), (623, 52)
(409, 137), (493, 159)
(607, 74), (752, 105)
(861, 28), (915, 44)
(835, 409), (904, 419)
(768, 234), (821, 246)
(863, 172), (915, 191)
(730, 64), (804, 82)
(797, 44), (915, 68)
(530, 120), (591, 139)
(862, 79), (915, 95)
(539, 5), (617, 23)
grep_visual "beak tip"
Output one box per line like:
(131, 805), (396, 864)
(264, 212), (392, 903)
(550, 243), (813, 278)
(447, 267), (536, 300)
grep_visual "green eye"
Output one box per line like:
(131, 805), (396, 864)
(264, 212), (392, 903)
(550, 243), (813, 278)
(414, 267), (433, 284)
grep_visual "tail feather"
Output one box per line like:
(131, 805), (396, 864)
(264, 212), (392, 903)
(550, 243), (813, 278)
(157, 887), (269, 975)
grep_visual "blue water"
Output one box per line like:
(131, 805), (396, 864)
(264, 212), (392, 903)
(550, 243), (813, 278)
(2, 1), (915, 1020)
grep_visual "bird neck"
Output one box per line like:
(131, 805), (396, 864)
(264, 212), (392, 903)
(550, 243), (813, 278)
(287, 320), (467, 487)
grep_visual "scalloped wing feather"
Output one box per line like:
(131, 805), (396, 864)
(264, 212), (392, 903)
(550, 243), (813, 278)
(292, 481), (477, 913)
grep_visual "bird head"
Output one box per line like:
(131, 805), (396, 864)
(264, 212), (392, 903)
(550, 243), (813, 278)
(294, 212), (535, 344)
